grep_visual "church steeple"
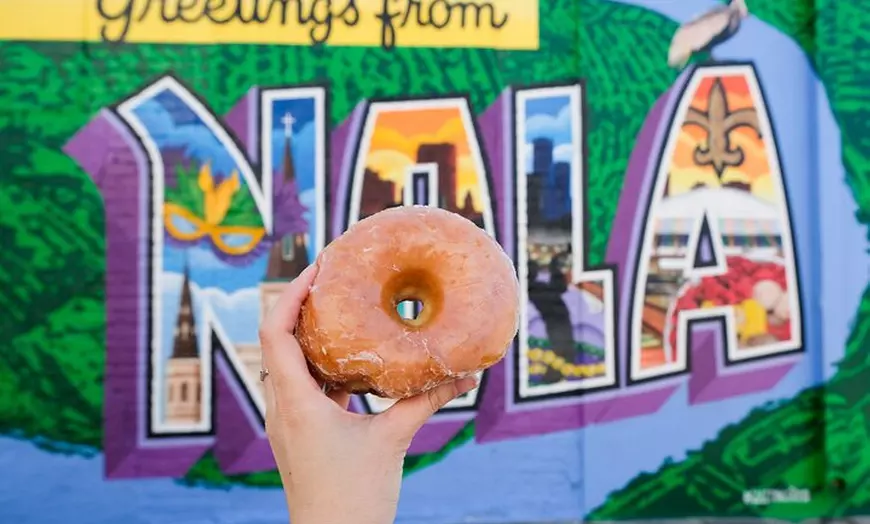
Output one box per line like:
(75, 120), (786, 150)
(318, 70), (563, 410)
(171, 265), (199, 359)
(163, 263), (203, 426)
(281, 112), (296, 183)
(265, 112), (310, 282)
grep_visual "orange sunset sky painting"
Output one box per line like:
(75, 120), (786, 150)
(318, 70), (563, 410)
(363, 106), (485, 211)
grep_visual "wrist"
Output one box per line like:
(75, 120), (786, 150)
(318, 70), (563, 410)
(291, 510), (393, 524)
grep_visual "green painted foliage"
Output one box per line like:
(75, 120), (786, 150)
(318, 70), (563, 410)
(166, 161), (264, 228)
(167, 162), (207, 219)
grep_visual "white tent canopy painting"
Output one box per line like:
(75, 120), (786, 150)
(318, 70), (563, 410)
(654, 187), (781, 238)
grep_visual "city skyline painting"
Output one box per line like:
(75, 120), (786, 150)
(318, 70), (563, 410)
(349, 99), (491, 230)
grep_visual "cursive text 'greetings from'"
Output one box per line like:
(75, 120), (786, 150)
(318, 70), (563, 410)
(0, 0), (539, 50)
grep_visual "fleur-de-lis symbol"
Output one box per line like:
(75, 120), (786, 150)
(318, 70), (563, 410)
(683, 77), (761, 178)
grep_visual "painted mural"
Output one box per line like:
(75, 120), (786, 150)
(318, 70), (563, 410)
(1, 0), (869, 522)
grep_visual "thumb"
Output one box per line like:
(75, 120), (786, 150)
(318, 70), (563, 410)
(377, 377), (478, 445)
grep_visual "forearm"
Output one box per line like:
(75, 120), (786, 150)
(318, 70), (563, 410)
(286, 477), (399, 524)
(289, 498), (397, 524)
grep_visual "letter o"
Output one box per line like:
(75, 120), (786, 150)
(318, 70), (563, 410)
(428, 0), (451, 28)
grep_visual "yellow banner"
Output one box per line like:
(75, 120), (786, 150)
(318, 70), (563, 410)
(0, 0), (539, 50)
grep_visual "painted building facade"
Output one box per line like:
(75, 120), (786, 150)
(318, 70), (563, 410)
(1, 0), (869, 522)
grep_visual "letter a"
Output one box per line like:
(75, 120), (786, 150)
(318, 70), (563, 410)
(628, 64), (803, 386)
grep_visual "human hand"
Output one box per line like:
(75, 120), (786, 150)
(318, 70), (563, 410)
(259, 264), (478, 524)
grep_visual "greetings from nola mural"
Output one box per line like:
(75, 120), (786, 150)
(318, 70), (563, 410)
(62, 56), (805, 477)
(5, 0), (870, 521)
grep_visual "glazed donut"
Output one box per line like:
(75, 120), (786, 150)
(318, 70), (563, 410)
(296, 206), (520, 399)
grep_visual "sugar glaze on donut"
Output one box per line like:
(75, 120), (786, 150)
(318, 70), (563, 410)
(296, 206), (520, 399)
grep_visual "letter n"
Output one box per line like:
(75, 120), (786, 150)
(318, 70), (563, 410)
(614, 63), (803, 401)
(63, 75), (329, 478)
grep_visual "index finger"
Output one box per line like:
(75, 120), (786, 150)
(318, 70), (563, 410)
(258, 263), (321, 394)
(262, 263), (319, 336)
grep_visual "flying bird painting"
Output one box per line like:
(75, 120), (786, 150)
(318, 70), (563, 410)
(667, 0), (749, 69)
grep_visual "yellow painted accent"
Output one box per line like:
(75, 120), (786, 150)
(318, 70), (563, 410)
(0, 0), (539, 50)
(197, 163), (241, 226)
(529, 363), (547, 375)
(527, 349), (608, 379)
(736, 298), (769, 343)
(163, 203), (265, 256)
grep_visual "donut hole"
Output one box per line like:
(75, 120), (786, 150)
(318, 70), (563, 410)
(397, 299), (424, 320)
(382, 268), (443, 328)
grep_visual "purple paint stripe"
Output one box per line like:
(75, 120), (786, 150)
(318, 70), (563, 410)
(213, 353), (274, 473)
(687, 321), (797, 404)
(478, 89), (510, 244)
(225, 89), (257, 160)
(330, 103), (366, 240)
(482, 402), (608, 443)
(473, 91), (512, 433)
(63, 115), (120, 190)
(595, 386), (677, 423)
(408, 420), (469, 454)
